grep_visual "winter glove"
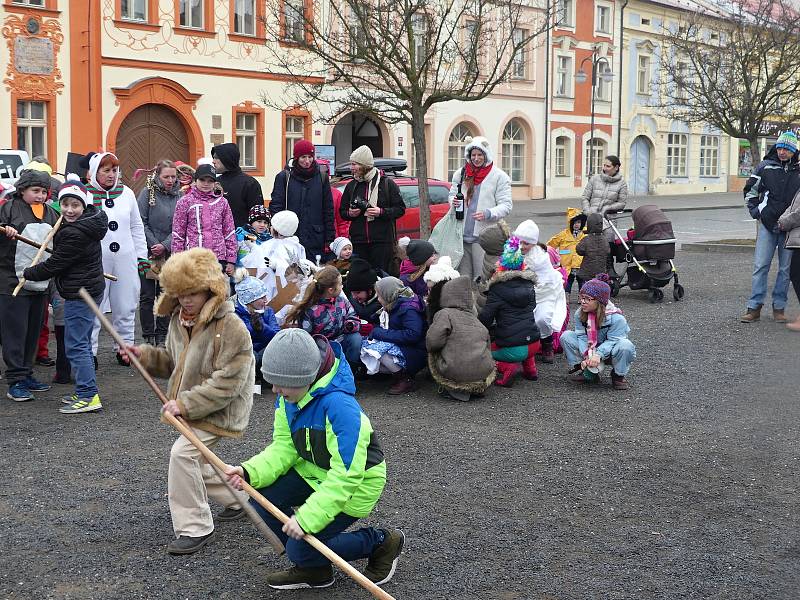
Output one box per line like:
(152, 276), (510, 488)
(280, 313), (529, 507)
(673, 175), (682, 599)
(359, 322), (374, 337)
(137, 257), (151, 276)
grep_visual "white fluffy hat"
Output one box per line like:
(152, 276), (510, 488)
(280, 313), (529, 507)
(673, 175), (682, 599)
(423, 255), (460, 285)
(330, 237), (352, 258)
(271, 210), (299, 237)
(464, 136), (494, 164)
(513, 220), (540, 244)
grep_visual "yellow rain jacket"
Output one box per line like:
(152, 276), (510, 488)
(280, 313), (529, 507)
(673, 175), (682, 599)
(546, 207), (587, 271)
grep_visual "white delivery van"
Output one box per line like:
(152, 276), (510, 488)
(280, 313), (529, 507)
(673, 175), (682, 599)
(0, 149), (30, 188)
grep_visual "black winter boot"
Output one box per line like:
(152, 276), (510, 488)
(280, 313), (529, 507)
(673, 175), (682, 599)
(539, 336), (555, 364)
(53, 325), (72, 384)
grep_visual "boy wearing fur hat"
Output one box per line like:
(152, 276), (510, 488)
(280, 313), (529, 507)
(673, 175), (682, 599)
(0, 168), (60, 401)
(23, 177), (108, 412)
(225, 328), (404, 590)
(560, 273), (635, 390)
(122, 248), (254, 555)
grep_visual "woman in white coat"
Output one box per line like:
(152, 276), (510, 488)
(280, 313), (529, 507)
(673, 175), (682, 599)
(84, 152), (148, 365)
(448, 136), (513, 280)
(513, 219), (568, 364)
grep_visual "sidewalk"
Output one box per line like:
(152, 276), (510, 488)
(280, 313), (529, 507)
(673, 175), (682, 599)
(515, 192), (742, 218)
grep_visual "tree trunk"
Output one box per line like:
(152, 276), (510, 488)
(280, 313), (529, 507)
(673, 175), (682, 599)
(411, 111), (432, 239)
(748, 136), (762, 170)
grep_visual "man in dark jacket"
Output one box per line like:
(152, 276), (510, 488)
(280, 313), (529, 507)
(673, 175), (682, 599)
(211, 143), (264, 228)
(270, 140), (334, 260)
(339, 146), (405, 274)
(741, 131), (799, 323)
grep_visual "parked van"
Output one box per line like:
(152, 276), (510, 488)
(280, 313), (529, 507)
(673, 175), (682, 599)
(0, 149), (30, 187)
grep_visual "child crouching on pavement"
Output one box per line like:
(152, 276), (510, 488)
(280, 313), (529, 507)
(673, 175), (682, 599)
(122, 247), (254, 555)
(224, 328), (404, 590)
(399, 239), (437, 297)
(560, 273), (635, 390)
(478, 237), (541, 387)
(23, 177), (107, 413)
(233, 268), (280, 385)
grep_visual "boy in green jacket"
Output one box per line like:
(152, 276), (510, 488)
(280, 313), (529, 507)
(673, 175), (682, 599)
(225, 328), (403, 590)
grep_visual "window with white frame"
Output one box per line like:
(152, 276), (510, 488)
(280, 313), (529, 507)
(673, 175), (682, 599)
(557, 0), (574, 27)
(511, 28), (528, 80)
(596, 5), (611, 34)
(675, 61), (688, 101)
(236, 113), (258, 169)
(595, 61), (612, 101)
(121, 0), (147, 21)
(349, 9), (367, 58)
(285, 0), (305, 42)
(501, 119), (526, 183)
(699, 135), (719, 177)
(16, 101), (46, 159)
(179, 0), (204, 29)
(556, 55), (573, 97)
(234, 0), (256, 35)
(411, 13), (428, 66)
(12, 0), (44, 5)
(555, 136), (570, 177)
(285, 116), (305, 163)
(464, 20), (479, 77)
(447, 122), (474, 181)
(584, 139), (606, 176)
(636, 55), (651, 94)
(666, 133), (688, 176)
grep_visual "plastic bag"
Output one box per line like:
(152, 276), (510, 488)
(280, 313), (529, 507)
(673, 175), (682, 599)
(428, 209), (464, 269)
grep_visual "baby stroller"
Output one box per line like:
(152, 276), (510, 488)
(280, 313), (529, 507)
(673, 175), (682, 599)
(606, 205), (685, 303)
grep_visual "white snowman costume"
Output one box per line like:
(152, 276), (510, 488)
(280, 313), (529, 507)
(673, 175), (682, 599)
(514, 220), (567, 338)
(86, 152), (148, 353)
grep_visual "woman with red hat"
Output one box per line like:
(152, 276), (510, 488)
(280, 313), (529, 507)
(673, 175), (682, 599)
(269, 140), (335, 261)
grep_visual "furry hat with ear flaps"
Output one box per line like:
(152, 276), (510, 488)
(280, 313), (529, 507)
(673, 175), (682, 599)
(155, 248), (230, 325)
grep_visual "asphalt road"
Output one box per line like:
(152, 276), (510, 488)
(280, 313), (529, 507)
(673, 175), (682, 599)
(1, 250), (798, 599)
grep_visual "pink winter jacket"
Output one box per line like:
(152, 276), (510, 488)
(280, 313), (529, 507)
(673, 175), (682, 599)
(172, 187), (237, 263)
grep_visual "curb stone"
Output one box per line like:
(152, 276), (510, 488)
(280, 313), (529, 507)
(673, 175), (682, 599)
(680, 242), (755, 254)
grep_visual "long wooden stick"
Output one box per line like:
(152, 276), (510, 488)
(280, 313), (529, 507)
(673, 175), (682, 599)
(0, 225), (117, 282)
(79, 288), (397, 600)
(13, 215), (63, 296)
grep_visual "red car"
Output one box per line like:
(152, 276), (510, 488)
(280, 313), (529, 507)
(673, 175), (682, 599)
(333, 159), (451, 239)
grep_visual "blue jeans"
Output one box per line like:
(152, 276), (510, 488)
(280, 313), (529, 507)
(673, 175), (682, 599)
(250, 469), (384, 568)
(560, 330), (637, 376)
(748, 221), (792, 310)
(65, 297), (100, 398)
(339, 332), (364, 366)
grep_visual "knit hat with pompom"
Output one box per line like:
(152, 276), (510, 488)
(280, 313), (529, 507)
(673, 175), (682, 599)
(495, 237), (525, 272)
(580, 273), (612, 306)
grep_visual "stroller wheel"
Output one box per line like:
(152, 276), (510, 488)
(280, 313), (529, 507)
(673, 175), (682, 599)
(610, 279), (621, 297)
(648, 288), (664, 303)
(673, 284), (685, 301)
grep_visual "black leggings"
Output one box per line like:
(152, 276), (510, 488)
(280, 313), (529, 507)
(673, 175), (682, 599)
(791, 249), (800, 303)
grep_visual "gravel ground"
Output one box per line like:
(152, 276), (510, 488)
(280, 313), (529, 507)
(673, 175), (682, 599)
(1, 250), (798, 600)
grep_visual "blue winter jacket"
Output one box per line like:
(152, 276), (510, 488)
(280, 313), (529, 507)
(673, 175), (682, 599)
(570, 307), (632, 358)
(234, 300), (281, 354)
(371, 294), (428, 375)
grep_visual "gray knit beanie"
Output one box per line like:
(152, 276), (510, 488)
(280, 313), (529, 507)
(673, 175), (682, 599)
(15, 169), (52, 192)
(375, 276), (405, 306)
(261, 329), (321, 388)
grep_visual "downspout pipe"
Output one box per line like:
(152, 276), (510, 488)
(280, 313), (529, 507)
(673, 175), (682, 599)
(616, 0), (629, 157)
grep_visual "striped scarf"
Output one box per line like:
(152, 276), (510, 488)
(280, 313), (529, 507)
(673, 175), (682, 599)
(85, 182), (125, 207)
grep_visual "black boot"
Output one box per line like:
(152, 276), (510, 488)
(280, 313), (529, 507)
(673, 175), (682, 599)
(53, 325), (72, 384)
(539, 336), (555, 364)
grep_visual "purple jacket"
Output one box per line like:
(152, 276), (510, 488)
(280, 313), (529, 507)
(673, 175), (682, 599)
(172, 187), (237, 263)
(300, 293), (361, 340)
(399, 258), (429, 297)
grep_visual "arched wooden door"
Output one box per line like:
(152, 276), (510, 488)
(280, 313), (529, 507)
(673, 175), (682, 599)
(115, 104), (189, 194)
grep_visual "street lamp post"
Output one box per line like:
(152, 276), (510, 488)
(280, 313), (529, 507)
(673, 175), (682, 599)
(575, 50), (613, 178)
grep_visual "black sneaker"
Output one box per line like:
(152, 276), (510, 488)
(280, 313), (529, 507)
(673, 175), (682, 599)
(364, 529), (405, 585)
(216, 507), (245, 521)
(166, 531), (215, 555)
(266, 565), (335, 590)
(36, 356), (55, 367)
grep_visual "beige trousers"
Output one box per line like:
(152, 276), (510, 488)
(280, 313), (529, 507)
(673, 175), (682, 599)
(168, 427), (247, 537)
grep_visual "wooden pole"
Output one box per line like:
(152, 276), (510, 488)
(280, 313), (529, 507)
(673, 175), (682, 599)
(78, 288), (397, 600)
(0, 225), (117, 282)
(13, 215), (63, 296)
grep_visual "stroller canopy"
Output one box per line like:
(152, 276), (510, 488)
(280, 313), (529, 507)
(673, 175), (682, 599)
(632, 205), (675, 242)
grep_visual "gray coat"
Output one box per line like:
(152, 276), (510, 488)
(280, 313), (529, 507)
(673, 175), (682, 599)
(581, 172), (628, 215)
(136, 181), (181, 252)
(778, 189), (800, 249)
(426, 276), (495, 393)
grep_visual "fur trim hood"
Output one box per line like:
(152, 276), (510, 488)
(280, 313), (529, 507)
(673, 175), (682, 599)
(428, 354), (496, 394)
(87, 151), (121, 190)
(488, 269), (537, 287)
(464, 136), (494, 164)
(155, 247), (230, 325)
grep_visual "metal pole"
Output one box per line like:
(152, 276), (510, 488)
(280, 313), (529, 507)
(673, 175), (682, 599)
(589, 52), (597, 177)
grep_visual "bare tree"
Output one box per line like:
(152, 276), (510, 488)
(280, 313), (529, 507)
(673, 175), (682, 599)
(261, 0), (549, 237)
(658, 0), (800, 167)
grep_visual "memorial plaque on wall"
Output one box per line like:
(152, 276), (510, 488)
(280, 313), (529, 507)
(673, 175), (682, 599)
(14, 37), (54, 75)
